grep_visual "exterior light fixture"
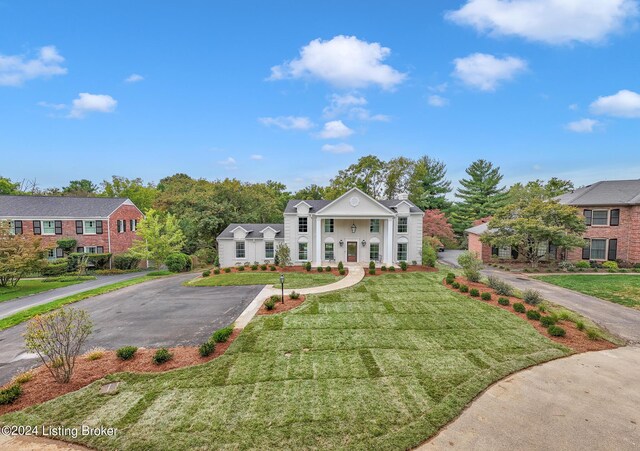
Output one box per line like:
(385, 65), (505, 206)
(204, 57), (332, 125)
(339, 240), (344, 247)
(361, 240), (366, 247)
(279, 274), (285, 304)
(351, 223), (357, 233)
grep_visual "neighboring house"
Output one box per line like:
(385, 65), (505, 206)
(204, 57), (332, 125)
(216, 187), (424, 267)
(466, 179), (640, 264)
(0, 195), (144, 263)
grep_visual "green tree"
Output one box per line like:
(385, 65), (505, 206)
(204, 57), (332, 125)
(294, 184), (327, 200)
(62, 179), (99, 196)
(384, 156), (415, 199)
(129, 209), (186, 269)
(102, 176), (158, 212)
(265, 180), (292, 211)
(326, 155), (387, 199)
(409, 156), (452, 210)
(450, 159), (507, 234)
(507, 178), (574, 204)
(0, 221), (46, 287)
(0, 176), (20, 195)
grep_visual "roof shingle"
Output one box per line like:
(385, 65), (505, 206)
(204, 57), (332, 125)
(0, 195), (132, 219)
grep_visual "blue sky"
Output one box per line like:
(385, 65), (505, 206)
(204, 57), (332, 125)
(1, 0), (640, 192)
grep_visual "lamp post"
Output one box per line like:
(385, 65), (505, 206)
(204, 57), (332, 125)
(280, 273), (285, 304)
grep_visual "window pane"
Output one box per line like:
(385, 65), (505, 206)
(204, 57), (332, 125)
(43, 220), (55, 234)
(265, 241), (274, 258)
(592, 210), (608, 225)
(498, 246), (511, 259)
(591, 239), (606, 260)
(370, 219), (380, 233)
(298, 217), (308, 233)
(397, 218), (408, 233)
(84, 220), (96, 234)
(298, 243), (308, 260)
(324, 243), (334, 260)
(235, 241), (245, 258)
(324, 219), (334, 233)
(86, 246), (97, 254)
(397, 243), (407, 261)
(370, 243), (379, 260)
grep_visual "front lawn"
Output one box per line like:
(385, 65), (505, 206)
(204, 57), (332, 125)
(0, 278), (90, 304)
(534, 274), (640, 309)
(189, 271), (343, 289)
(1, 271), (569, 450)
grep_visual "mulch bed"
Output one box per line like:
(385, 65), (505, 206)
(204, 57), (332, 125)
(0, 329), (241, 415)
(209, 265), (348, 277)
(257, 295), (306, 315)
(365, 265), (439, 276)
(442, 277), (617, 354)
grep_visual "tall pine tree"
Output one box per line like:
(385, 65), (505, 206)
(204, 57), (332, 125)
(450, 159), (507, 234)
(409, 156), (452, 210)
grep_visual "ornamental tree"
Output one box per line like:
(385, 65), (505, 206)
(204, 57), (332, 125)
(422, 209), (455, 242)
(129, 209), (186, 269)
(0, 221), (46, 287)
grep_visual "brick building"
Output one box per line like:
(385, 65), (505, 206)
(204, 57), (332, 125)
(0, 195), (144, 265)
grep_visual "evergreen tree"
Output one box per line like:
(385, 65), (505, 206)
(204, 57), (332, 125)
(450, 159), (507, 234)
(409, 156), (452, 210)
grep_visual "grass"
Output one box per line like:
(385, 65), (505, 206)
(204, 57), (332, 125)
(0, 271), (570, 450)
(0, 278), (90, 304)
(534, 274), (640, 309)
(188, 271), (343, 289)
(0, 274), (169, 331)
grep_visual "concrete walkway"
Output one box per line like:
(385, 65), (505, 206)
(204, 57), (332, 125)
(422, 346), (640, 451)
(235, 265), (365, 328)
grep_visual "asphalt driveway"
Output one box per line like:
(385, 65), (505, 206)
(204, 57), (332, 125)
(0, 273), (263, 385)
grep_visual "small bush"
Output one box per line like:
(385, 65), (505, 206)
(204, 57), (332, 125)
(264, 298), (276, 310)
(575, 261), (590, 269)
(523, 289), (543, 306)
(369, 268), (376, 275)
(538, 304), (547, 313)
(457, 251), (483, 282)
(459, 284), (469, 293)
(339, 269), (345, 275)
(213, 268), (220, 275)
(146, 270), (172, 276)
(260, 264), (267, 271)
(576, 320), (585, 331)
(251, 264), (258, 271)
(237, 265), (245, 271)
(199, 341), (215, 357)
(152, 348), (173, 365)
(202, 270), (211, 277)
(113, 254), (141, 270)
(486, 276), (514, 296)
(513, 302), (526, 313)
(602, 261), (619, 270)
(388, 266), (396, 272)
(369, 261), (376, 270)
(481, 292), (492, 301)
(586, 328), (601, 340)
(224, 267), (231, 273)
(445, 273), (456, 284)
(540, 316), (557, 327)
(423, 245), (437, 267)
(381, 265), (387, 271)
(325, 265), (331, 272)
(317, 266), (323, 272)
(526, 310), (541, 320)
(338, 261), (344, 270)
(0, 384), (22, 405)
(305, 262), (312, 271)
(399, 261), (408, 271)
(469, 288), (480, 297)
(452, 281), (460, 289)
(498, 297), (510, 306)
(270, 265), (277, 271)
(211, 326), (234, 343)
(86, 347), (105, 361)
(548, 325), (566, 337)
(290, 291), (300, 300)
(165, 253), (190, 273)
(116, 346), (138, 360)
(13, 371), (34, 384)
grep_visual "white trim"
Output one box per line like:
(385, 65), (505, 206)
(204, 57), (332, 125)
(397, 236), (409, 244)
(369, 236), (380, 244)
(259, 226), (279, 234)
(314, 187), (396, 216)
(292, 200), (312, 210)
(229, 225), (251, 234)
(324, 236), (335, 243)
(298, 236), (308, 243)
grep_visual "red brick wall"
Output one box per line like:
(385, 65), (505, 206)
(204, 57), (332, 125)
(107, 204), (144, 254)
(468, 233), (491, 262)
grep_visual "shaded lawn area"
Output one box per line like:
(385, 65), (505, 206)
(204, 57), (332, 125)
(0, 278), (86, 304)
(534, 274), (640, 309)
(188, 271), (343, 289)
(1, 272), (569, 450)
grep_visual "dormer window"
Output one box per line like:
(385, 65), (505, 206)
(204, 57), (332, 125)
(298, 217), (308, 233)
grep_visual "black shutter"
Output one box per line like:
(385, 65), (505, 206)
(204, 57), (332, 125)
(610, 209), (620, 226)
(96, 220), (103, 234)
(77, 247), (84, 253)
(76, 220), (84, 234)
(130, 219), (134, 231)
(584, 209), (592, 226)
(54, 220), (62, 235)
(582, 239), (590, 260)
(122, 220), (126, 232)
(491, 246), (499, 257)
(33, 220), (41, 235)
(548, 244), (557, 260)
(97, 246), (104, 253)
(14, 220), (22, 235)
(55, 248), (64, 258)
(608, 239), (618, 261)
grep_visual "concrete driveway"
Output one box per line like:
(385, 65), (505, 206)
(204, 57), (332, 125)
(437, 249), (463, 267)
(0, 273), (263, 385)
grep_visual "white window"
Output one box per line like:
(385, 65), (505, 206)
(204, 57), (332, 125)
(498, 246), (511, 259)
(324, 243), (334, 261)
(397, 242), (408, 261)
(298, 242), (308, 260)
(298, 217), (308, 233)
(265, 241), (274, 259)
(324, 219), (334, 233)
(235, 241), (245, 259)
(9, 220), (15, 235)
(130, 219), (137, 232)
(592, 210), (608, 226)
(590, 239), (606, 260)
(117, 220), (125, 233)
(84, 220), (97, 234)
(370, 219), (380, 233)
(370, 243), (380, 261)
(47, 249), (56, 260)
(397, 217), (408, 233)
(84, 246), (98, 254)
(42, 220), (56, 235)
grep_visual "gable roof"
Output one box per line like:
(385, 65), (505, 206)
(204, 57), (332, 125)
(465, 223), (489, 235)
(0, 195), (135, 219)
(283, 191), (422, 214)
(315, 187), (396, 215)
(557, 180), (640, 206)
(217, 223), (284, 239)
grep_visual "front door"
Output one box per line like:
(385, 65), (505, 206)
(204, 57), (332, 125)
(347, 241), (357, 262)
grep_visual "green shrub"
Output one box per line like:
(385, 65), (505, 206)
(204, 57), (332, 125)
(452, 281), (460, 289)
(290, 291), (300, 300)
(602, 261), (619, 270)
(586, 328), (601, 340)
(399, 261), (408, 271)
(146, 270), (171, 276)
(381, 265), (387, 271)
(0, 384), (22, 405)
(486, 276), (514, 296)
(270, 265), (277, 271)
(223, 267), (231, 273)
(152, 348), (173, 365)
(237, 265), (245, 271)
(469, 288), (480, 297)
(94, 269), (133, 275)
(523, 289), (543, 306)
(213, 268), (220, 275)
(325, 265), (331, 272)
(338, 261), (344, 270)
(481, 292), (492, 301)
(317, 266), (323, 272)
(116, 346), (138, 360)
(305, 262), (312, 271)
(575, 261), (590, 269)
(165, 253), (190, 273)
(459, 284), (469, 293)
(445, 273), (456, 284)
(264, 298), (276, 310)
(113, 254), (141, 270)
(339, 269), (346, 275)
(423, 245), (437, 267)
(540, 316), (556, 327)
(576, 320), (585, 331)
(67, 253), (112, 272)
(202, 270), (211, 277)
(199, 341), (215, 357)
(513, 302), (526, 313)
(41, 260), (69, 277)
(211, 325), (234, 343)
(498, 297), (510, 306)
(548, 325), (566, 337)
(526, 310), (541, 320)
(457, 251), (483, 282)
(388, 266), (396, 272)
(369, 261), (376, 270)
(251, 264), (258, 271)
(369, 268), (376, 275)
(260, 264), (267, 271)
(56, 238), (77, 253)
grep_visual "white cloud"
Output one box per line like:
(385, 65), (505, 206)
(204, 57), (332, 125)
(0, 45), (67, 86)
(317, 120), (354, 139)
(323, 93), (389, 121)
(258, 116), (314, 130)
(452, 53), (527, 91)
(446, 0), (638, 45)
(565, 118), (601, 133)
(68, 93), (117, 119)
(219, 157), (237, 169)
(250, 154), (264, 160)
(428, 83), (449, 93)
(569, 103), (579, 111)
(428, 95), (449, 107)
(590, 89), (640, 118)
(269, 35), (406, 90)
(125, 73), (144, 83)
(321, 143), (355, 154)
(37, 101), (66, 110)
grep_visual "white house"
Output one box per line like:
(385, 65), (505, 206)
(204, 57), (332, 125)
(216, 187), (424, 267)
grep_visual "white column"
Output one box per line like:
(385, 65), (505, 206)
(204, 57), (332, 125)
(314, 217), (322, 266)
(385, 218), (394, 265)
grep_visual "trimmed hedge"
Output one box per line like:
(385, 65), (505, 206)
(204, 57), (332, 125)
(513, 303), (526, 313)
(526, 310), (542, 320)
(165, 253), (191, 273)
(113, 254), (141, 270)
(0, 384), (22, 405)
(498, 297), (510, 306)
